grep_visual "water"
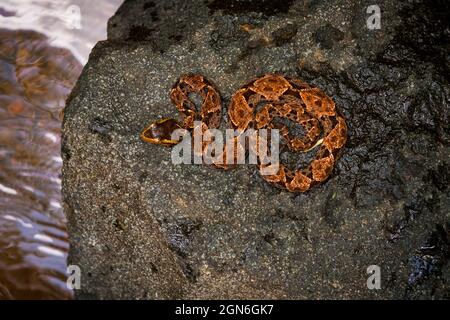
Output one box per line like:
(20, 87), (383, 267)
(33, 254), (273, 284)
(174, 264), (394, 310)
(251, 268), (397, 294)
(0, 0), (123, 299)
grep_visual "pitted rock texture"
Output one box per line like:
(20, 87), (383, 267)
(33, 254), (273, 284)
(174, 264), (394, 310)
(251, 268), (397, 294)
(63, 0), (450, 299)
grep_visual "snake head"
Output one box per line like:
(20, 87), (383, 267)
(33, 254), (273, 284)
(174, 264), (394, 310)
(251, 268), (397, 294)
(140, 118), (182, 146)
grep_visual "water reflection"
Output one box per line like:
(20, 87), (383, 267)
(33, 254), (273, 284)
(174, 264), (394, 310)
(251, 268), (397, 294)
(0, 1), (123, 299)
(1, 0), (123, 64)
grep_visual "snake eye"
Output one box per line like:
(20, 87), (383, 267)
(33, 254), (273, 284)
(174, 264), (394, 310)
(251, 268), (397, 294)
(141, 118), (182, 145)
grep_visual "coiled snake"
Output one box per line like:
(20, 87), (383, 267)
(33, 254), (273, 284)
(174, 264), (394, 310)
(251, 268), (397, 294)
(141, 74), (347, 192)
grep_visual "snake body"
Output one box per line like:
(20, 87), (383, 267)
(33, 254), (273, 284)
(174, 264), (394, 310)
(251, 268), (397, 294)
(141, 74), (347, 192)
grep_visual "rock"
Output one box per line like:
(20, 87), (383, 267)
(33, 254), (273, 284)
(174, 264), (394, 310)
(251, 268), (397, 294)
(313, 24), (344, 50)
(63, 0), (450, 299)
(406, 223), (450, 299)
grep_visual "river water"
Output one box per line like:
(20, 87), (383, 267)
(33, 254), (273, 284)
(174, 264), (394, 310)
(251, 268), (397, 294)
(0, 0), (123, 299)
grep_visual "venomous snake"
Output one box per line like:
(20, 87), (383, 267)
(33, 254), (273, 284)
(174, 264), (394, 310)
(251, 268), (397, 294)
(141, 74), (347, 192)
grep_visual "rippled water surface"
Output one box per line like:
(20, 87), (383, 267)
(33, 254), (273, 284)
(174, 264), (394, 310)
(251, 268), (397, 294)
(0, 0), (123, 299)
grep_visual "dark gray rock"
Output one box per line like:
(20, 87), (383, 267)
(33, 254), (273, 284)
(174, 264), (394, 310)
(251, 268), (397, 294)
(63, 0), (450, 299)
(313, 23), (344, 50)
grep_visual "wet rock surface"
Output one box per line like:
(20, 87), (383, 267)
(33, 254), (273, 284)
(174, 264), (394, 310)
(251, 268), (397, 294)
(63, 0), (450, 299)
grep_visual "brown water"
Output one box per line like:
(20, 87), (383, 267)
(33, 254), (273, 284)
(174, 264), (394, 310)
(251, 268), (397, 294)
(0, 0), (123, 299)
